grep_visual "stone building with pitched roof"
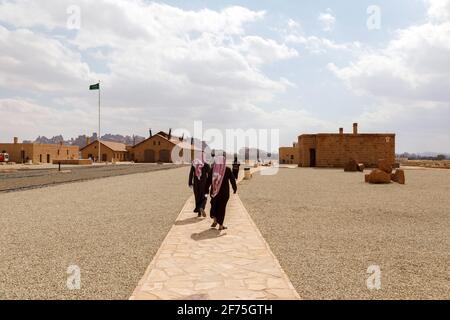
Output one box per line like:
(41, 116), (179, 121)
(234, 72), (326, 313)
(131, 130), (201, 163)
(80, 140), (128, 162)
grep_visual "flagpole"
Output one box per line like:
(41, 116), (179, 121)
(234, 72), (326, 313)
(98, 80), (101, 163)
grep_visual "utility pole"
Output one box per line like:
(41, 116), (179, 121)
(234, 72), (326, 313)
(98, 80), (101, 163)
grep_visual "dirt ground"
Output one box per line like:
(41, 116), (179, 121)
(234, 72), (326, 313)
(239, 167), (450, 299)
(0, 163), (183, 192)
(0, 167), (191, 299)
(400, 160), (450, 169)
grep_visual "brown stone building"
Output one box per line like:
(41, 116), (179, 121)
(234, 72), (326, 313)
(297, 123), (395, 168)
(279, 143), (299, 164)
(279, 123), (395, 168)
(131, 131), (200, 163)
(80, 140), (128, 162)
(0, 137), (79, 164)
(2, 129), (204, 165)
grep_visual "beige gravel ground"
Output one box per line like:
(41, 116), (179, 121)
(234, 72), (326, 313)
(0, 167), (190, 299)
(0, 163), (182, 192)
(239, 167), (450, 300)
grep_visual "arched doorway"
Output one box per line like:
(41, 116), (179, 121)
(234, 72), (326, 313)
(144, 149), (155, 163)
(159, 149), (171, 163)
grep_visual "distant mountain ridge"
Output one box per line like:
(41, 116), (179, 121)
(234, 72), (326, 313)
(22, 137), (447, 158)
(26, 132), (207, 150)
(397, 152), (449, 160)
(23, 135), (276, 158)
(26, 134), (146, 148)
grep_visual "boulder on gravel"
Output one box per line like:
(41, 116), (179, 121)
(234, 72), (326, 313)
(344, 159), (358, 172)
(391, 169), (405, 184)
(367, 169), (391, 184)
(378, 159), (393, 174)
(357, 163), (365, 172)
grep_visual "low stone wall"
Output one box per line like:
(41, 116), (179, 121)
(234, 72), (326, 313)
(399, 160), (450, 169)
(52, 159), (92, 165)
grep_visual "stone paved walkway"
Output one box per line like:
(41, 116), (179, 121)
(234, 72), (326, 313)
(130, 170), (300, 300)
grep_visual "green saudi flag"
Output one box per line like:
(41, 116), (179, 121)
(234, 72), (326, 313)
(89, 83), (100, 90)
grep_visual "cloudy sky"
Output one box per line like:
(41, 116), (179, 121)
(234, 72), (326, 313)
(0, 0), (449, 153)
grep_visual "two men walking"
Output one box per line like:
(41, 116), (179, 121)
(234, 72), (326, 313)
(188, 152), (237, 230)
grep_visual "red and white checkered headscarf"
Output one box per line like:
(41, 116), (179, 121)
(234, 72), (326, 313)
(192, 153), (205, 180)
(211, 155), (226, 198)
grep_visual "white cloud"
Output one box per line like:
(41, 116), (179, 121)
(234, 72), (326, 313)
(0, 0), (62, 29)
(236, 36), (298, 66)
(3, 0), (445, 152)
(0, 0), (307, 145)
(0, 98), (93, 139)
(354, 99), (450, 152)
(326, 0), (450, 152)
(286, 34), (361, 54)
(328, 20), (450, 102)
(318, 8), (336, 32)
(0, 26), (91, 93)
(426, 0), (450, 21)
(287, 18), (300, 30)
(283, 16), (357, 54)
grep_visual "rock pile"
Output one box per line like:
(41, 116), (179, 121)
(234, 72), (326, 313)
(377, 159), (392, 174)
(391, 169), (405, 184)
(344, 159), (365, 172)
(344, 159), (358, 172)
(365, 159), (405, 184)
(366, 169), (391, 184)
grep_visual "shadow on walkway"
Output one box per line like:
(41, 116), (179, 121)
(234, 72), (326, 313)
(179, 293), (209, 300)
(174, 217), (203, 226)
(191, 228), (226, 241)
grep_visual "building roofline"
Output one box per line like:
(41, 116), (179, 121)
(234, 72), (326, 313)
(79, 140), (127, 152)
(132, 132), (201, 151)
(80, 140), (108, 152)
(132, 133), (177, 149)
(298, 133), (396, 138)
(0, 142), (79, 148)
